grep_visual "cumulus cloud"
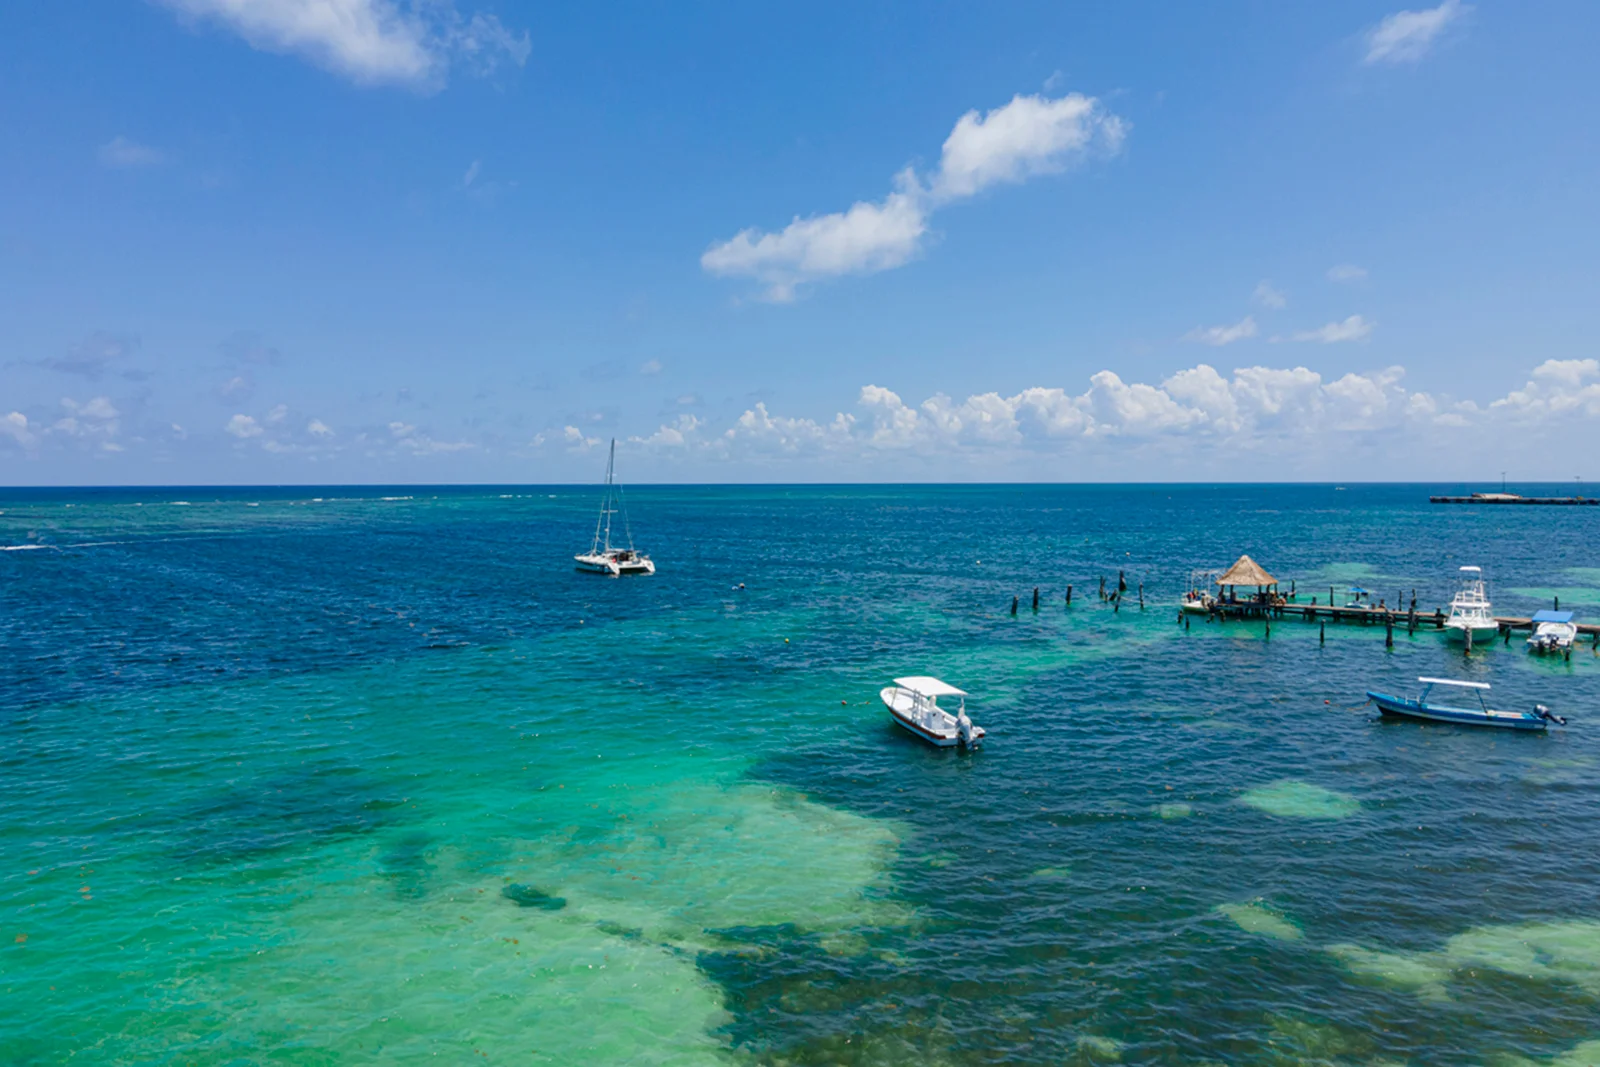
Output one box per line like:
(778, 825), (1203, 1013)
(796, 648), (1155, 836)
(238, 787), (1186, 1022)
(226, 413), (263, 438)
(1253, 281), (1287, 309)
(387, 420), (473, 453)
(1365, 0), (1467, 64)
(1277, 315), (1374, 344)
(155, 0), (530, 91)
(701, 90), (1125, 300)
(98, 136), (165, 168)
(931, 92), (1125, 200)
(1327, 264), (1368, 283)
(1491, 359), (1600, 418)
(1, 412), (36, 449)
(1184, 316), (1258, 347)
(307, 418), (334, 437)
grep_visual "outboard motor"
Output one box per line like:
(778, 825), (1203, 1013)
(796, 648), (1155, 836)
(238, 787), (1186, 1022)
(1535, 704), (1567, 725)
(957, 708), (974, 747)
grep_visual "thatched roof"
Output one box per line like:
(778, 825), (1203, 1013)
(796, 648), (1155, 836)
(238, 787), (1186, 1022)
(1216, 554), (1278, 587)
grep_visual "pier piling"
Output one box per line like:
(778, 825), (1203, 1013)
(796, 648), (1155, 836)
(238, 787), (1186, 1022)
(1032, 587), (1039, 612)
(1011, 596), (1018, 616)
(1386, 620), (1394, 648)
(1319, 622), (1325, 645)
(1065, 584), (1072, 606)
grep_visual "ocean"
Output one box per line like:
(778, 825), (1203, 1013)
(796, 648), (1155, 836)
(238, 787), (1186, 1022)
(3, 484), (1598, 1065)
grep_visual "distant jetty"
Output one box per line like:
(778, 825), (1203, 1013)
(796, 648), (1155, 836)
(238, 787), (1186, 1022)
(1429, 492), (1598, 506)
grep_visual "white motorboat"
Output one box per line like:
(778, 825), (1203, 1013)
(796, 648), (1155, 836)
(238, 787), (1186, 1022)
(1444, 566), (1498, 644)
(1526, 610), (1578, 655)
(574, 439), (655, 577)
(1180, 569), (1220, 614)
(879, 676), (984, 748)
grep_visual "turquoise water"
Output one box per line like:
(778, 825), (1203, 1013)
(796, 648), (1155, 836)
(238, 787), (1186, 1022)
(3, 484), (1599, 1065)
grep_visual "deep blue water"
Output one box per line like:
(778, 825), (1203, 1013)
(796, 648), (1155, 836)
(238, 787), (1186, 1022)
(3, 484), (1598, 1065)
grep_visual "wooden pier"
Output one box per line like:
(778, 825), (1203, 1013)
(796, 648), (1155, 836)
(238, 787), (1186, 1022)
(1430, 494), (1599, 506)
(1203, 599), (1600, 636)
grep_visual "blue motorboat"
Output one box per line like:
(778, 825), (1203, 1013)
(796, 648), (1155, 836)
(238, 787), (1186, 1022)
(1366, 677), (1566, 730)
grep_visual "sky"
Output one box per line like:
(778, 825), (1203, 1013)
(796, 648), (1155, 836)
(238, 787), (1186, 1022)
(2, 0), (1599, 485)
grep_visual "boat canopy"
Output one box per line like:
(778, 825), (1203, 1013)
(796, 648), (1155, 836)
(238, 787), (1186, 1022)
(1348, 586), (1369, 594)
(1418, 676), (1490, 689)
(1460, 565), (1482, 573)
(1531, 610), (1574, 623)
(893, 676), (967, 698)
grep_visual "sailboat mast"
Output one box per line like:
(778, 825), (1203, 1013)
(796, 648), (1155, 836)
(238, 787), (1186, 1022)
(601, 438), (616, 551)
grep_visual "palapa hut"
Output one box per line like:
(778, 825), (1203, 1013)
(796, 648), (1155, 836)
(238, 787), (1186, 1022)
(1216, 554), (1279, 602)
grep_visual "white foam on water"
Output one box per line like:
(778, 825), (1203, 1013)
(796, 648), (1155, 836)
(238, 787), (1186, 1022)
(1, 544), (55, 551)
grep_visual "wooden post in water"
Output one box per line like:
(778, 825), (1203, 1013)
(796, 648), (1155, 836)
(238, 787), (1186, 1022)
(1138, 582), (1144, 609)
(1320, 622), (1325, 645)
(1265, 618), (1270, 640)
(1185, 616), (1190, 631)
(1555, 595), (1561, 611)
(1065, 584), (1072, 606)
(1330, 585), (1335, 606)
(1011, 595), (1018, 616)
(1386, 619), (1394, 648)
(1032, 587), (1039, 612)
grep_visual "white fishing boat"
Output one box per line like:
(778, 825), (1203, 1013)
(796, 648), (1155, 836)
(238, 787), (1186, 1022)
(1526, 610), (1578, 655)
(1180, 569), (1219, 614)
(879, 676), (984, 748)
(574, 438), (655, 577)
(1444, 566), (1498, 644)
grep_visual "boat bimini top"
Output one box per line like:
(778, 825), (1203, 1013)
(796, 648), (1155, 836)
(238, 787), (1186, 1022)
(1417, 676), (1489, 690)
(1531, 610), (1575, 624)
(892, 677), (967, 699)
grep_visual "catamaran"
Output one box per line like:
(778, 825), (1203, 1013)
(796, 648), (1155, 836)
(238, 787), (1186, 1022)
(574, 438), (655, 577)
(879, 677), (985, 748)
(1444, 565), (1498, 644)
(1366, 677), (1565, 730)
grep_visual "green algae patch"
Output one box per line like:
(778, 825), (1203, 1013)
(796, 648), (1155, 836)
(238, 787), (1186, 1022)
(1215, 899), (1303, 942)
(1326, 943), (1451, 1002)
(1443, 919), (1600, 993)
(1031, 866), (1073, 881)
(1240, 779), (1360, 819)
(1156, 802), (1193, 819)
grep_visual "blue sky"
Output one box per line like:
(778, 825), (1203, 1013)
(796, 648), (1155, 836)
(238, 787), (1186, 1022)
(2, 0), (1598, 484)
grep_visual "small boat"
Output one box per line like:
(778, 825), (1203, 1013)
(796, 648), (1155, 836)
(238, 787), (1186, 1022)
(1444, 566), (1499, 644)
(574, 439), (655, 577)
(879, 676), (984, 748)
(1181, 569), (1220, 614)
(1527, 610), (1579, 655)
(1366, 677), (1565, 730)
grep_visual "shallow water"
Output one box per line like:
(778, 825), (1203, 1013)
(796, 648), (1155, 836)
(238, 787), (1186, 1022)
(3, 483), (1599, 1064)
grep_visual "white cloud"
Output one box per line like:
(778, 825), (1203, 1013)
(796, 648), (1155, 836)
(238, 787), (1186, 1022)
(1278, 315), (1374, 344)
(98, 136), (165, 168)
(701, 179), (927, 303)
(1184, 316), (1258, 347)
(155, 0), (530, 90)
(226, 414), (263, 438)
(1491, 359), (1600, 418)
(51, 397), (122, 444)
(932, 92), (1125, 200)
(1365, 0), (1467, 65)
(640, 359), (663, 375)
(1, 412), (35, 448)
(307, 419), (334, 437)
(1327, 263), (1368, 283)
(266, 403), (288, 423)
(630, 415), (703, 449)
(462, 159), (481, 188)
(1253, 281), (1287, 309)
(563, 425), (602, 450)
(702, 90), (1125, 300)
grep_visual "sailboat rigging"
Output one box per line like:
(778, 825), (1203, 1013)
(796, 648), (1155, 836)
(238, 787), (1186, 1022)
(574, 439), (655, 576)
